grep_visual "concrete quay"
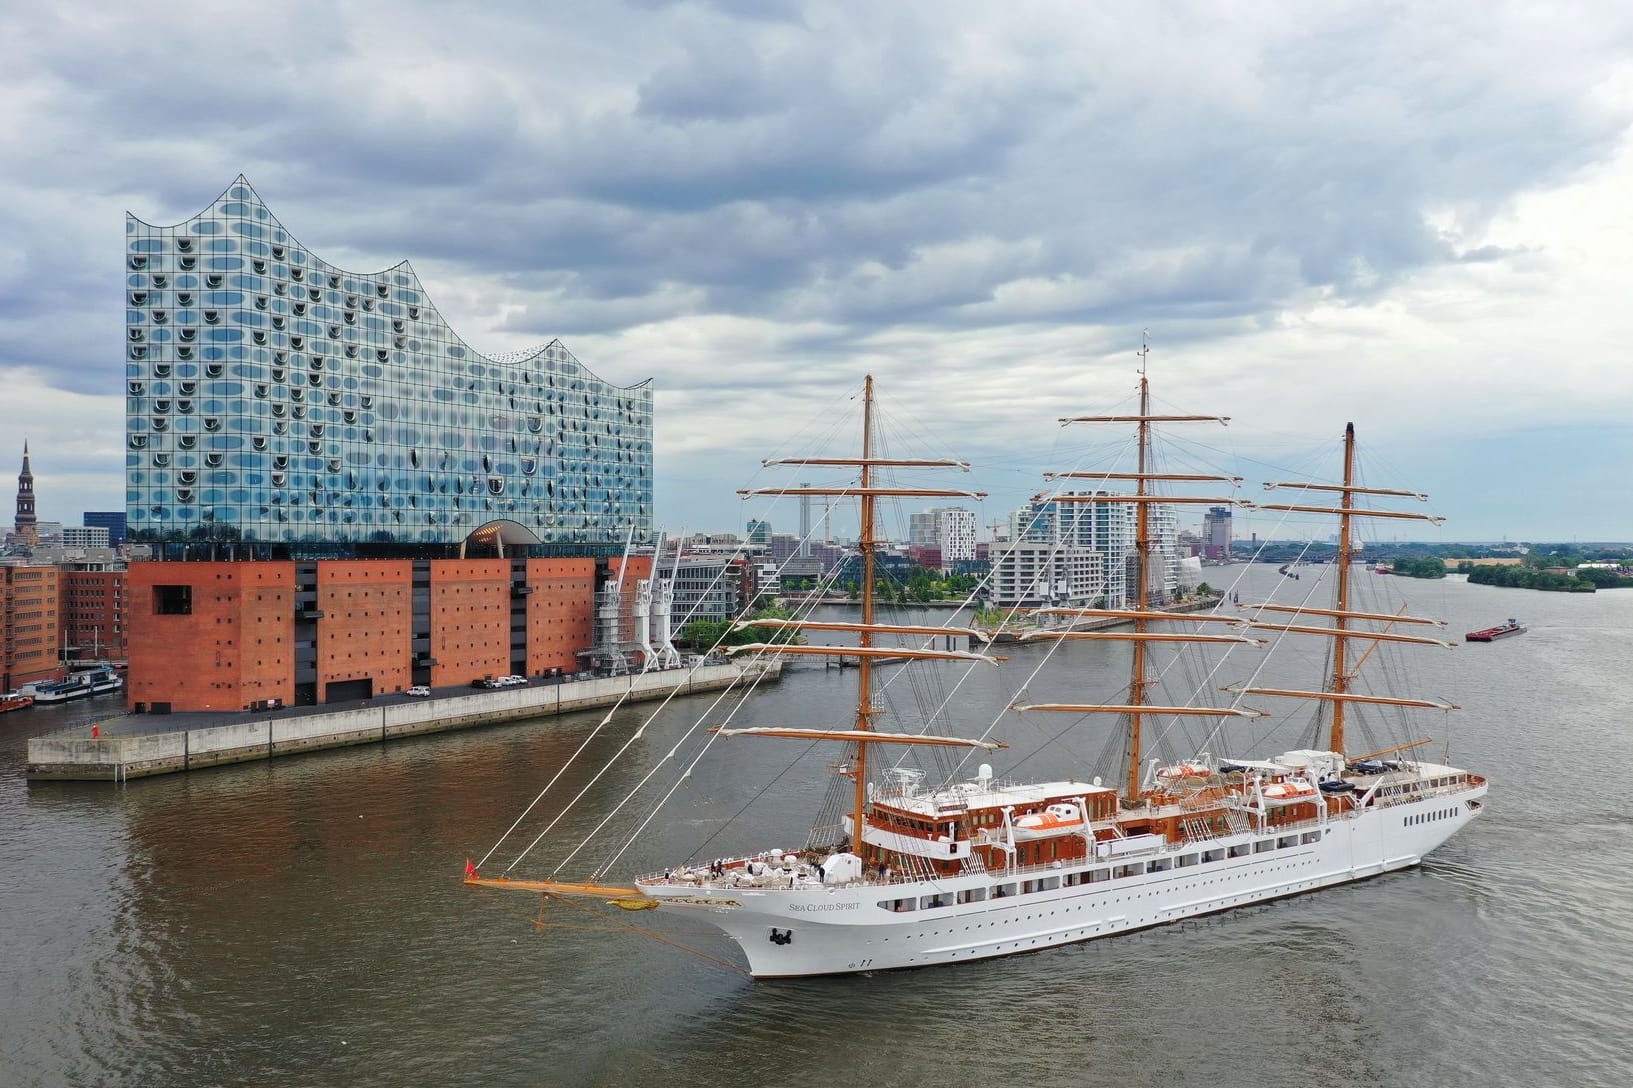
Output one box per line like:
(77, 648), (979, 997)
(26, 661), (778, 783)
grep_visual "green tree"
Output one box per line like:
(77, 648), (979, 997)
(1392, 557), (1446, 580)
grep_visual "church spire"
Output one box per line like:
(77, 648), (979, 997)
(15, 441), (37, 542)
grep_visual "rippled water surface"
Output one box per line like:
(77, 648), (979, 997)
(3, 567), (1630, 1087)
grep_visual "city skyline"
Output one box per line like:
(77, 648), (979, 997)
(3, 3), (1633, 540)
(3, 435), (1619, 550)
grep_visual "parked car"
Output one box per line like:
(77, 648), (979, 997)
(501, 674), (527, 686)
(404, 686), (432, 698)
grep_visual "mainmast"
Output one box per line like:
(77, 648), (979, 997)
(854, 376), (877, 847)
(1130, 366), (1153, 800)
(1021, 344), (1242, 806)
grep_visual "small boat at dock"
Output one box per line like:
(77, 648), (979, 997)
(31, 668), (124, 704)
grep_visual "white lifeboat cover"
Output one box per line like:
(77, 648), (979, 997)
(821, 852), (863, 884)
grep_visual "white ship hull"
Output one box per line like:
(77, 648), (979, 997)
(639, 782), (1485, 978)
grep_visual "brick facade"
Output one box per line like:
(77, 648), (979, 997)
(2, 565), (61, 691)
(124, 558), (619, 711)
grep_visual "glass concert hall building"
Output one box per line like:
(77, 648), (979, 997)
(125, 177), (653, 556)
(120, 179), (659, 710)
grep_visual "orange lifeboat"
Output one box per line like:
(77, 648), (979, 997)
(1261, 779), (1317, 804)
(1012, 802), (1087, 840)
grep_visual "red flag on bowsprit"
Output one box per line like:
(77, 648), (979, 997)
(465, 859), (477, 879)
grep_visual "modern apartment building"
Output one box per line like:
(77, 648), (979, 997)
(62, 526), (111, 549)
(1203, 505), (1233, 561)
(1003, 492), (1179, 608)
(908, 506), (976, 571)
(983, 540), (1106, 608)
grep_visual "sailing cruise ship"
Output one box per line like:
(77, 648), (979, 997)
(468, 374), (1486, 978)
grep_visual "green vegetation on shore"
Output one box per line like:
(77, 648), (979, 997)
(680, 603), (803, 649)
(1390, 557), (1446, 579)
(1463, 565), (1597, 592)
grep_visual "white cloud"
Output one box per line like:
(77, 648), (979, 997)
(2, 0), (1632, 538)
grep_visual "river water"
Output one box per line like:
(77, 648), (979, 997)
(2, 565), (1629, 1087)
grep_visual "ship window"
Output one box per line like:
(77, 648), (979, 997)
(1113, 863), (1144, 879)
(153, 584), (192, 615)
(1254, 839), (1274, 853)
(1177, 854), (1198, 868)
(1147, 858), (1170, 873)
(1228, 844), (1250, 858)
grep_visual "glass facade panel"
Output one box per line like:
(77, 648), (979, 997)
(126, 178), (653, 547)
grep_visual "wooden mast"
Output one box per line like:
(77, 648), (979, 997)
(854, 375), (876, 849)
(1253, 426), (1451, 752)
(1128, 355), (1152, 802)
(736, 377), (988, 858)
(1329, 423), (1357, 754)
(1046, 343), (1236, 804)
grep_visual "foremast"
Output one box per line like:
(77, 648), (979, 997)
(734, 374), (994, 858)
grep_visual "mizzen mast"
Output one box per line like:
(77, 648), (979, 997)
(1029, 348), (1241, 803)
(1252, 422), (1448, 754)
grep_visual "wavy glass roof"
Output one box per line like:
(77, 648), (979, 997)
(124, 177), (653, 548)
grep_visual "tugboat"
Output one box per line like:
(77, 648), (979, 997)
(0, 691), (34, 714)
(1465, 618), (1526, 642)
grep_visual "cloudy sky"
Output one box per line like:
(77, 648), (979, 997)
(3, 0), (1632, 543)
